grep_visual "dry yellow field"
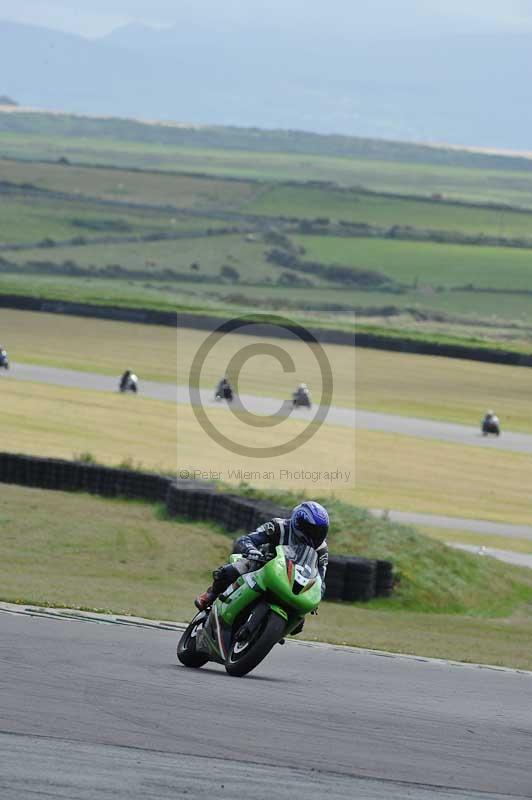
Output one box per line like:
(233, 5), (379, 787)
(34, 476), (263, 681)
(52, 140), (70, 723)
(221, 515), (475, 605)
(0, 379), (179, 473)
(1, 308), (178, 383)
(418, 526), (532, 555)
(353, 428), (532, 525)
(1, 308), (355, 407)
(3, 308), (532, 430)
(355, 346), (532, 432)
(1, 378), (530, 524)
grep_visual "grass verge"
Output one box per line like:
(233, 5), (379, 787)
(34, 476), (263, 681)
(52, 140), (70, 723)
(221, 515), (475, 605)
(1, 484), (532, 669)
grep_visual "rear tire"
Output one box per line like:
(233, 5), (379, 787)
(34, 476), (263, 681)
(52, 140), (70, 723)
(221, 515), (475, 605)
(225, 611), (285, 677)
(177, 616), (209, 668)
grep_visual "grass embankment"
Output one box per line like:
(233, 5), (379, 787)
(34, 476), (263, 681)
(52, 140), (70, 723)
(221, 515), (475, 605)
(1, 483), (531, 669)
(4, 309), (531, 432)
(0, 378), (530, 524)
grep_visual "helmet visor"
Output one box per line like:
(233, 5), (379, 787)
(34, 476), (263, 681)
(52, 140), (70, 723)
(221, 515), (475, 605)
(295, 517), (328, 548)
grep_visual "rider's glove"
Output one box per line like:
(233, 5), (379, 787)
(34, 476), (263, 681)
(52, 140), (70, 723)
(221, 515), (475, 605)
(246, 548), (264, 562)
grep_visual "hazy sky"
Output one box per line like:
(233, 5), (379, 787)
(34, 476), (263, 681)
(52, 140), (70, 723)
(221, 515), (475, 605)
(2, 0), (532, 38)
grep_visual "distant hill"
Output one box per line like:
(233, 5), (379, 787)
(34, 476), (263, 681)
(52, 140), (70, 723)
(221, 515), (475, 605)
(1, 19), (532, 150)
(3, 107), (532, 176)
(0, 94), (17, 105)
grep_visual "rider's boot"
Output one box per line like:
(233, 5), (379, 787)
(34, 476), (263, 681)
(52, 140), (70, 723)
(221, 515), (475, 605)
(194, 564), (240, 611)
(194, 585), (216, 611)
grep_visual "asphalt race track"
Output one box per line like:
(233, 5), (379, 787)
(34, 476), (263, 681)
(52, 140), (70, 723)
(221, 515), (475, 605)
(1, 609), (531, 799)
(8, 362), (532, 455)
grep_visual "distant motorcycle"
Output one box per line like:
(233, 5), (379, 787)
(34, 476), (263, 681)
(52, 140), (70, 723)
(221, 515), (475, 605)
(0, 348), (9, 370)
(482, 415), (500, 436)
(119, 371), (138, 394)
(215, 382), (233, 403)
(292, 386), (311, 408)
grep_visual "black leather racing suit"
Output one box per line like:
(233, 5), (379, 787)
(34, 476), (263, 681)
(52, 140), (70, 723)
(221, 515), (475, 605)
(209, 517), (328, 600)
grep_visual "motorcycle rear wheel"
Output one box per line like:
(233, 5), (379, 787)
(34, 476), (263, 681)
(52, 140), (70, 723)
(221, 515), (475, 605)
(225, 611), (285, 677)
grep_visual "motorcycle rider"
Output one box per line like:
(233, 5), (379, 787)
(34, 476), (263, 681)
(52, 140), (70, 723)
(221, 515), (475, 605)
(293, 382), (310, 403)
(483, 409), (498, 425)
(215, 376), (233, 399)
(119, 369), (138, 392)
(482, 409), (500, 433)
(120, 370), (131, 390)
(195, 500), (329, 612)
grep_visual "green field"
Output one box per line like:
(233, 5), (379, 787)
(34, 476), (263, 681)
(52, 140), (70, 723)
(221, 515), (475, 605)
(4, 130), (532, 207)
(0, 194), (166, 245)
(0, 190), (221, 246)
(0, 158), (260, 210)
(5, 157), (532, 239)
(295, 235), (532, 290)
(3, 130), (532, 348)
(251, 184), (532, 237)
(5, 232), (273, 279)
(2, 483), (532, 669)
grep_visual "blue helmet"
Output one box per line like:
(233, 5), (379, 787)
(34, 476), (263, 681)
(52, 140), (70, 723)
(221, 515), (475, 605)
(290, 501), (329, 548)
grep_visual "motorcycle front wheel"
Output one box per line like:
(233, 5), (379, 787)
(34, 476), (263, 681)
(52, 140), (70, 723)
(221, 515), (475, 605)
(225, 611), (285, 677)
(177, 615), (209, 668)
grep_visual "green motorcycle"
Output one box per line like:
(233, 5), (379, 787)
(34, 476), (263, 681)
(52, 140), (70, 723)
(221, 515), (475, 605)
(177, 544), (322, 677)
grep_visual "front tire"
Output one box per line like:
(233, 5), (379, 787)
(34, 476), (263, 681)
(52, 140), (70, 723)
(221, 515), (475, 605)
(177, 615), (209, 668)
(225, 611), (285, 677)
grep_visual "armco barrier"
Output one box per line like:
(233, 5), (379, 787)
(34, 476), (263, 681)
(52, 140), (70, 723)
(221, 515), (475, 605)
(0, 451), (393, 602)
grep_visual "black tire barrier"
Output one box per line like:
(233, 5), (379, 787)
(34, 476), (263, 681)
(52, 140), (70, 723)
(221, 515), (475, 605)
(1, 292), (531, 367)
(343, 557), (377, 602)
(0, 451), (394, 601)
(322, 556), (347, 601)
(0, 452), (169, 502)
(375, 560), (395, 598)
(324, 555), (393, 602)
